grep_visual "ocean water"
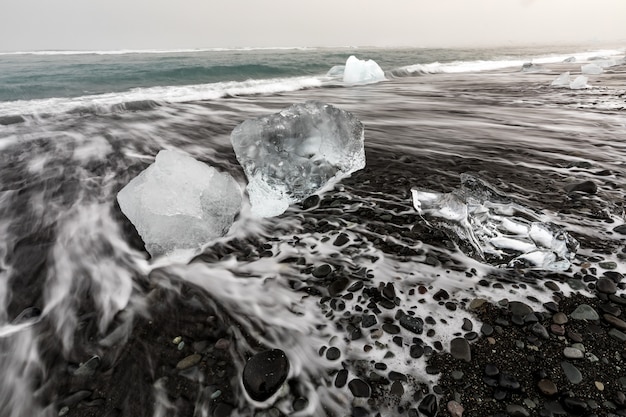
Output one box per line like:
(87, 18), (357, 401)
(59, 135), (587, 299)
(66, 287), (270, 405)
(0, 45), (625, 417)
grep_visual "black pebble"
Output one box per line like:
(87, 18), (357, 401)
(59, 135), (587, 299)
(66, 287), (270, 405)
(409, 344), (424, 359)
(361, 314), (377, 328)
(399, 314), (424, 334)
(242, 349), (290, 402)
(418, 394), (438, 417)
(326, 347), (341, 360)
(348, 378), (371, 397)
(333, 233), (350, 246)
(335, 369), (348, 388)
(312, 264), (332, 278)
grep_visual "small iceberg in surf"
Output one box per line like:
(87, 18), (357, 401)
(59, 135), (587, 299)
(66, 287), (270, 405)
(342, 55), (386, 84)
(231, 101), (365, 218)
(550, 72), (571, 88)
(117, 150), (242, 257)
(411, 174), (579, 271)
(581, 63), (603, 75)
(569, 75), (589, 90)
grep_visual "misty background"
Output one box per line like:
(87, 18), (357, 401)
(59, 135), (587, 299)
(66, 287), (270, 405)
(1, 0), (625, 52)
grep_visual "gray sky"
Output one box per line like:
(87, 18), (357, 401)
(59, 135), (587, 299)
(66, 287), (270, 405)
(2, 0), (625, 51)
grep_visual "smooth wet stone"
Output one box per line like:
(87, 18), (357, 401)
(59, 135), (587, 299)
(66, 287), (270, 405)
(613, 224), (626, 235)
(604, 314), (626, 330)
(462, 318), (473, 331)
(506, 404), (530, 417)
(599, 261), (617, 270)
(562, 397), (588, 414)
(561, 361), (583, 384)
(409, 344), (424, 358)
(481, 323), (494, 336)
(335, 369), (348, 388)
(418, 394), (438, 417)
(597, 277), (618, 294)
(348, 378), (371, 397)
(609, 328), (626, 342)
(499, 373), (521, 390)
(531, 323), (550, 339)
(312, 264), (332, 278)
(390, 381), (404, 396)
(447, 400), (464, 417)
(538, 379), (558, 396)
(563, 347), (584, 359)
(552, 312), (568, 324)
(570, 304), (600, 320)
(361, 314), (377, 328)
(550, 324), (565, 336)
(243, 349), (290, 401)
(485, 363), (500, 377)
(176, 353), (202, 370)
(326, 347), (341, 360)
(469, 299), (487, 310)
(333, 233), (350, 246)
(509, 301), (533, 316)
(301, 194), (320, 209)
(399, 314), (424, 334)
(382, 323), (401, 334)
(450, 337), (471, 362)
(565, 180), (597, 194)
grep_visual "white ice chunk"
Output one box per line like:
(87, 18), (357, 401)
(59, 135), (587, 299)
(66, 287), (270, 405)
(230, 101), (365, 217)
(343, 55), (386, 84)
(581, 63), (603, 75)
(569, 75), (589, 89)
(411, 174), (579, 271)
(550, 72), (571, 88)
(117, 150), (242, 257)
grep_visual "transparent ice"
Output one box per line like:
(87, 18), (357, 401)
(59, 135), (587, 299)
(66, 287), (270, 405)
(581, 63), (603, 75)
(117, 150), (242, 257)
(343, 55), (386, 84)
(411, 174), (579, 271)
(550, 72), (570, 88)
(569, 75), (589, 90)
(230, 101), (365, 217)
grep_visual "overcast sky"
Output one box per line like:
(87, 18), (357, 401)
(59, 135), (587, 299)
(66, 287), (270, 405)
(1, 0), (625, 51)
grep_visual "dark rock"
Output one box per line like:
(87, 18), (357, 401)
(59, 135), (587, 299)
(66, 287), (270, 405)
(348, 378), (371, 398)
(328, 277), (349, 296)
(399, 314), (424, 334)
(609, 328), (626, 342)
(0, 115), (25, 125)
(570, 304), (599, 320)
(382, 323), (400, 334)
(481, 323), (494, 336)
(176, 353), (202, 370)
(485, 363), (500, 377)
(538, 379), (558, 396)
(565, 180), (597, 194)
(326, 347), (341, 360)
(347, 281), (364, 292)
(312, 264), (332, 278)
(382, 283), (396, 300)
(361, 314), (377, 328)
(293, 397), (308, 411)
(560, 361), (582, 384)
(409, 344), (424, 359)
(242, 349), (290, 401)
(531, 323), (550, 339)
(499, 372), (521, 390)
(604, 314), (626, 330)
(462, 318), (473, 331)
(552, 312), (568, 324)
(433, 289), (449, 301)
(301, 195), (320, 209)
(418, 394), (438, 417)
(613, 225), (626, 235)
(450, 337), (471, 362)
(506, 404), (530, 417)
(509, 301), (533, 316)
(388, 371), (407, 381)
(390, 381), (404, 396)
(597, 278), (618, 294)
(333, 233), (350, 246)
(335, 369), (348, 388)
(562, 397), (588, 414)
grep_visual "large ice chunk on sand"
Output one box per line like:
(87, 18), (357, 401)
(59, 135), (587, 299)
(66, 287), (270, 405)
(230, 101), (365, 217)
(569, 75), (589, 90)
(117, 150), (242, 257)
(343, 55), (385, 84)
(411, 174), (579, 271)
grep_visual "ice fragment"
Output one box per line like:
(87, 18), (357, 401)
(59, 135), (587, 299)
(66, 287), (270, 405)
(343, 56), (385, 84)
(117, 150), (242, 257)
(230, 101), (365, 217)
(550, 72), (570, 88)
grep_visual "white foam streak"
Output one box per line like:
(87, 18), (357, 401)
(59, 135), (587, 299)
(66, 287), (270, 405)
(0, 46), (316, 56)
(0, 76), (323, 118)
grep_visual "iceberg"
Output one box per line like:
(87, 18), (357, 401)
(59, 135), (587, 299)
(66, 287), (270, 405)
(343, 55), (386, 84)
(117, 150), (242, 257)
(550, 72), (570, 88)
(411, 174), (579, 271)
(230, 101), (365, 217)
(569, 75), (589, 90)
(581, 63), (603, 75)
(326, 65), (345, 78)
